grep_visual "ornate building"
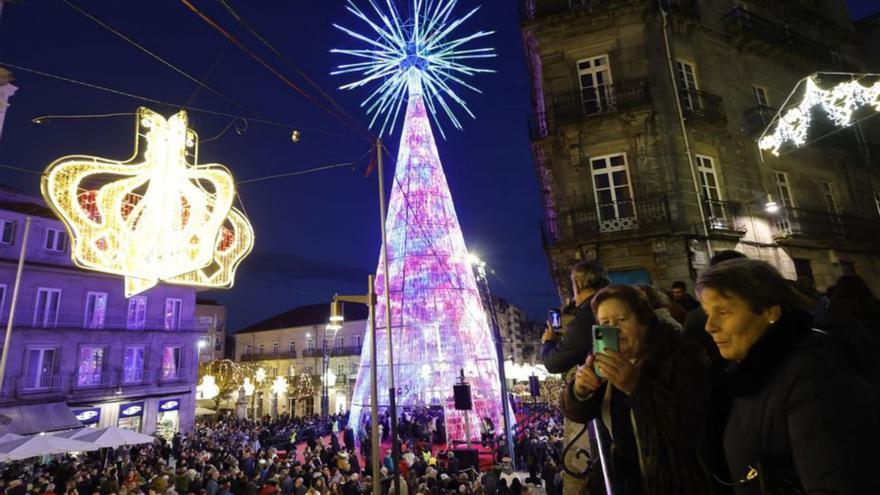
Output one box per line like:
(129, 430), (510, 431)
(521, 0), (880, 299)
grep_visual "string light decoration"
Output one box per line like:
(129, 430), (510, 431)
(759, 75), (880, 156)
(334, 0), (502, 443)
(41, 107), (255, 297)
(332, 0), (495, 138)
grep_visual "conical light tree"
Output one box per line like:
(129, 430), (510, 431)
(334, 0), (501, 442)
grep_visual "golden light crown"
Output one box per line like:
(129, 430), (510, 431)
(41, 107), (255, 297)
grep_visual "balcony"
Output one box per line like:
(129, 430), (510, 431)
(119, 368), (153, 386)
(744, 105), (778, 136)
(679, 89), (726, 122)
(542, 195), (671, 246)
(240, 351), (298, 362)
(73, 371), (114, 389)
(702, 200), (748, 237)
(551, 79), (652, 123)
(18, 374), (62, 394)
(159, 368), (192, 384)
(722, 7), (839, 66)
(772, 208), (880, 243)
(302, 346), (363, 358)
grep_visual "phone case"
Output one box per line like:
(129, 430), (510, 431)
(592, 325), (620, 378)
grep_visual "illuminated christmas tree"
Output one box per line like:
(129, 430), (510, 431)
(334, 0), (502, 442)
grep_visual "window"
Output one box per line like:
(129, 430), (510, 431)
(350, 362), (357, 374)
(245, 345), (252, 356)
(0, 284), (6, 320)
(676, 60), (699, 109)
(354, 336), (361, 348)
(44, 228), (67, 252)
(273, 342), (279, 355)
(127, 296), (147, 330)
(289, 341), (296, 353)
(214, 336), (222, 351)
(123, 346), (145, 383)
(590, 154), (636, 231)
(0, 219), (15, 245)
(303, 397), (314, 416)
(753, 85), (769, 107)
(336, 337), (344, 348)
(164, 298), (182, 330)
(793, 258), (815, 289)
(258, 344), (264, 355)
(576, 55), (614, 115)
(337, 364), (345, 375)
(307, 339), (315, 351)
(161, 346), (181, 380)
(24, 347), (56, 390)
(696, 155), (725, 221)
(820, 182), (837, 214)
(774, 171), (794, 207)
(84, 292), (107, 329)
(33, 288), (61, 328)
(77, 346), (104, 386)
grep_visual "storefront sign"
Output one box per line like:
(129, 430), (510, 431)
(158, 399), (180, 412)
(73, 407), (101, 424)
(119, 402), (144, 418)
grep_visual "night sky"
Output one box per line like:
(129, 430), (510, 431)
(0, 1), (876, 332)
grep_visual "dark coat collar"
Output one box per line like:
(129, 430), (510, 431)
(725, 310), (814, 396)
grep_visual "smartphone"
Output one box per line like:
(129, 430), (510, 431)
(592, 325), (620, 378)
(548, 309), (562, 330)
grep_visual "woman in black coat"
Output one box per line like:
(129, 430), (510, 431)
(698, 259), (880, 494)
(561, 285), (714, 495)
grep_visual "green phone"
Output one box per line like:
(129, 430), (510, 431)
(592, 325), (620, 378)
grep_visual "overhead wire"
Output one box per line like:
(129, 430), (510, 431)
(2, 62), (361, 140)
(178, 0), (375, 143)
(212, 0), (371, 144)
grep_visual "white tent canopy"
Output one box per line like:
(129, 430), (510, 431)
(0, 434), (98, 461)
(73, 426), (155, 448)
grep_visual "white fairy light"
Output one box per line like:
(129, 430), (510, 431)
(759, 76), (880, 156)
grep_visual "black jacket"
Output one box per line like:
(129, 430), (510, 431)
(723, 310), (880, 494)
(561, 324), (714, 495)
(541, 297), (596, 374)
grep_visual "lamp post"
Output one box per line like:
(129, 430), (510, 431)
(332, 275), (380, 495)
(323, 303), (344, 418)
(468, 253), (517, 470)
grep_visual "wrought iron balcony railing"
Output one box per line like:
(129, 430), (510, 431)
(702, 199), (748, 236)
(722, 6), (838, 65)
(18, 374), (62, 393)
(240, 351), (298, 362)
(772, 207), (880, 242)
(679, 88), (726, 122)
(542, 195), (671, 246)
(551, 79), (652, 123)
(744, 105), (778, 136)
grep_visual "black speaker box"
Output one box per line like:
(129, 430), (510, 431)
(453, 448), (479, 470)
(453, 383), (473, 410)
(529, 375), (540, 397)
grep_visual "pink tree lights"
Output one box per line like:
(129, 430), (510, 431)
(347, 84), (503, 443)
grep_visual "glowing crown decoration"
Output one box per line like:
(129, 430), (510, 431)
(41, 107), (254, 297)
(759, 75), (880, 156)
(332, 0), (495, 138)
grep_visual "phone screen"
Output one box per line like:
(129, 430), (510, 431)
(592, 325), (620, 378)
(548, 309), (561, 329)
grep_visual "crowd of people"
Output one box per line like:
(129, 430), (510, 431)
(0, 400), (573, 495)
(541, 253), (880, 494)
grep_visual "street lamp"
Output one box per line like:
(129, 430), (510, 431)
(468, 252), (517, 470)
(764, 193), (780, 214)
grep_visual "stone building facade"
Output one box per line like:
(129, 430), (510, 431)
(0, 187), (199, 437)
(195, 299), (227, 363)
(492, 297), (541, 365)
(521, 0), (880, 301)
(234, 303), (368, 418)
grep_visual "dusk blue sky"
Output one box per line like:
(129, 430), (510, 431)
(0, 1), (876, 332)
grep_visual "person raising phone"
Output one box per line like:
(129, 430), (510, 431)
(561, 285), (714, 495)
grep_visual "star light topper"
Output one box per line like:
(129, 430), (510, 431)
(332, 0), (496, 138)
(41, 107), (255, 297)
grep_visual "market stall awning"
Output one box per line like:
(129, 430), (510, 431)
(0, 434), (99, 461)
(0, 403), (83, 436)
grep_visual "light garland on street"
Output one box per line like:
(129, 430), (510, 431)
(759, 75), (880, 156)
(41, 107), (254, 297)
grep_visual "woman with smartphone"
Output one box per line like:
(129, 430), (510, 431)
(561, 285), (714, 495)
